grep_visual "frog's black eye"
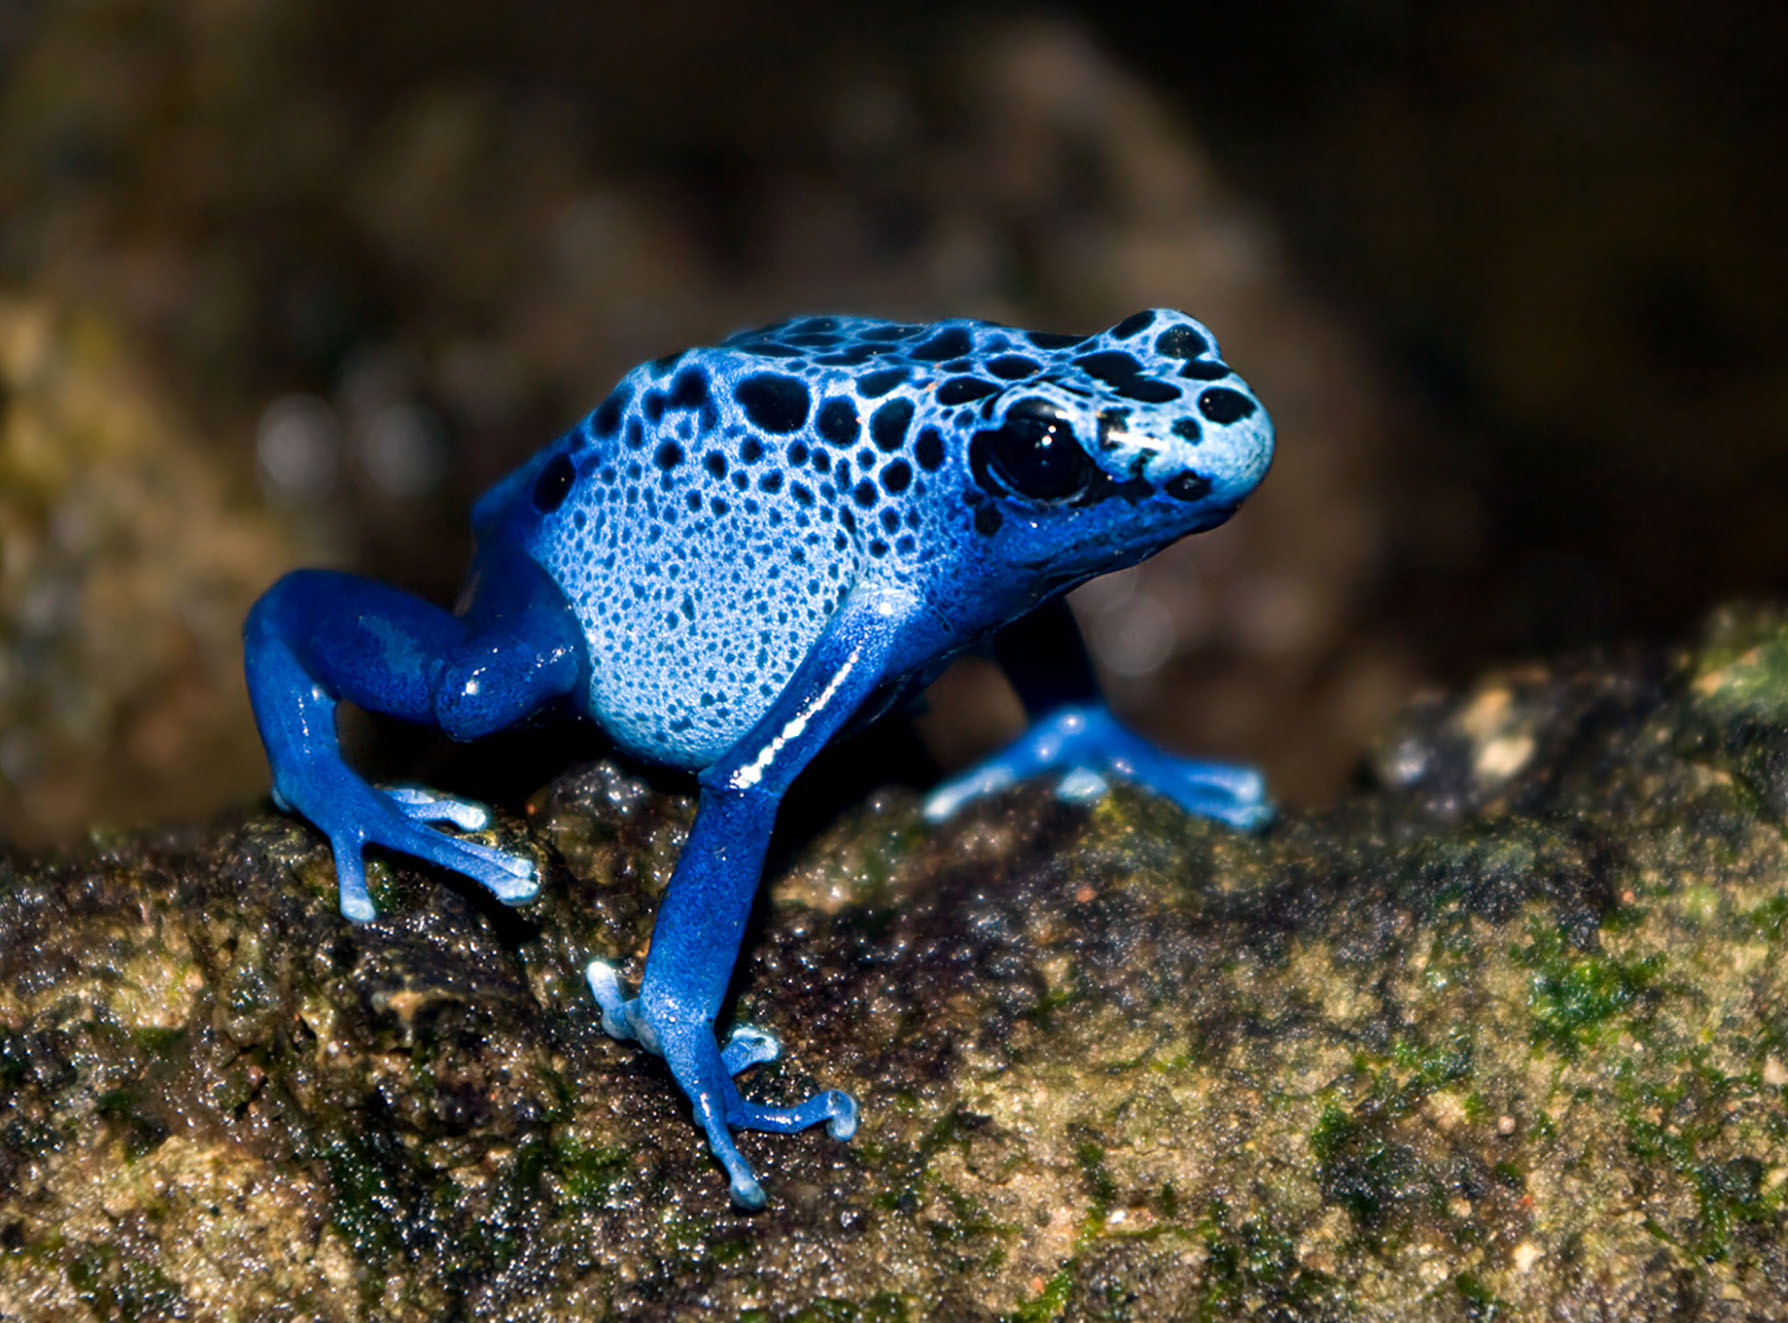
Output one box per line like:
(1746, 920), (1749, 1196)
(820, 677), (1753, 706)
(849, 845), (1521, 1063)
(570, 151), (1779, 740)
(976, 399), (1094, 503)
(532, 453), (576, 513)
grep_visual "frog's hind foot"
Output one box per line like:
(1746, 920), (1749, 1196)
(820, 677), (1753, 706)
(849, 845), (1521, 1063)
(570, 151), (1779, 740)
(585, 960), (858, 1209)
(295, 772), (538, 922)
(923, 702), (1273, 830)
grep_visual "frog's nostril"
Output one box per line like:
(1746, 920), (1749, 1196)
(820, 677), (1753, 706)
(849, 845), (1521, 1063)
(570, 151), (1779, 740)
(1164, 472), (1212, 502)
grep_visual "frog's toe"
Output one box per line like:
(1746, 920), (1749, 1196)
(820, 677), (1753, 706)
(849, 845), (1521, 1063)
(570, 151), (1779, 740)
(1054, 766), (1111, 803)
(730, 1088), (859, 1141)
(1122, 750), (1274, 829)
(326, 837), (379, 923)
(921, 764), (1018, 822)
(722, 1025), (782, 1074)
(584, 959), (644, 1044)
(365, 795), (538, 906)
(724, 1167), (767, 1211)
(384, 783), (493, 831)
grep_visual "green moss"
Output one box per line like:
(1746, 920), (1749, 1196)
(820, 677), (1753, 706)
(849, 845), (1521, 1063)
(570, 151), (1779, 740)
(315, 1131), (407, 1265)
(1690, 1155), (1773, 1262)
(1155, 1181), (1179, 1219)
(1004, 1267), (1073, 1323)
(1453, 1271), (1513, 1319)
(128, 1025), (184, 1057)
(1691, 625), (1788, 722)
(1308, 1100), (1441, 1239)
(780, 1293), (911, 1322)
(1614, 1046), (1787, 1262)
(1308, 1103), (1353, 1165)
(922, 1183), (1011, 1276)
(67, 1242), (186, 1321)
(1745, 893), (1788, 942)
(0, 1031), (29, 1091)
(1380, 1032), (1474, 1119)
(95, 1085), (170, 1160)
(1073, 1135), (1117, 1225)
(551, 1134), (630, 1205)
(1514, 916), (1666, 1058)
(1194, 1200), (1340, 1320)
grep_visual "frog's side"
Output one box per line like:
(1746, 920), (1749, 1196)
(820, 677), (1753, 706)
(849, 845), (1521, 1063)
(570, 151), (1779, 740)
(244, 309), (1274, 1208)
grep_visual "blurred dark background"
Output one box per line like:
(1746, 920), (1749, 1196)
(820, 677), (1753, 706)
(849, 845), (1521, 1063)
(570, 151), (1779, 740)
(1, 0), (1783, 846)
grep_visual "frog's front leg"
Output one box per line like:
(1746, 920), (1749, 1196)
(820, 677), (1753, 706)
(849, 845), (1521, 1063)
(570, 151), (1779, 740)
(244, 550), (584, 920)
(922, 597), (1273, 829)
(586, 585), (917, 1208)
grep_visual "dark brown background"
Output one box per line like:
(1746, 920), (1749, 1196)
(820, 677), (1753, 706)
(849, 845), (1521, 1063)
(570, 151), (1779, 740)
(1, 0), (1782, 844)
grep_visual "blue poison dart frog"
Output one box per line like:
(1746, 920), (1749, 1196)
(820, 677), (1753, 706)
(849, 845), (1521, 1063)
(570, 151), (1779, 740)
(244, 309), (1274, 1208)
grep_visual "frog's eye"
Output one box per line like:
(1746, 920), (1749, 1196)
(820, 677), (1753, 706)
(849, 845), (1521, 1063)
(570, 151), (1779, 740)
(977, 398), (1094, 503)
(532, 453), (576, 513)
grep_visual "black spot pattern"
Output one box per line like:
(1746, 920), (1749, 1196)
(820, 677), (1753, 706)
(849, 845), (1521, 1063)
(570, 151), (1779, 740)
(1154, 325), (1208, 359)
(1074, 352), (1183, 404)
(1197, 387), (1256, 424)
(737, 374), (811, 432)
(532, 454), (575, 512)
(592, 387), (629, 437)
(1165, 472), (1212, 502)
(870, 398), (913, 451)
(814, 345), (877, 366)
(987, 355), (1040, 379)
(909, 327), (973, 361)
(937, 377), (1001, 404)
(669, 367), (711, 410)
(857, 367), (909, 397)
(816, 399), (860, 447)
(914, 428), (945, 471)
(1111, 311), (1156, 339)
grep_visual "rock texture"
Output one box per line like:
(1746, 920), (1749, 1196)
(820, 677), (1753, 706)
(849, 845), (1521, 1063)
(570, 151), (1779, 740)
(3, 605), (1788, 1319)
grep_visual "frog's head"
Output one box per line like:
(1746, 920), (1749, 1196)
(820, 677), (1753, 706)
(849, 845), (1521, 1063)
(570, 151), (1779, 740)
(949, 309), (1273, 596)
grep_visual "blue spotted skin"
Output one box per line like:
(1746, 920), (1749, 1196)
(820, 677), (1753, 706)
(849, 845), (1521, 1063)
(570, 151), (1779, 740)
(244, 308), (1275, 1209)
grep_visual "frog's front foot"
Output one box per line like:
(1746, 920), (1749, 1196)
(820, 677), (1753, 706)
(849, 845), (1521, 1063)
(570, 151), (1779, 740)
(276, 765), (538, 922)
(586, 960), (858, 1210)
(922, 702), (1274, 831)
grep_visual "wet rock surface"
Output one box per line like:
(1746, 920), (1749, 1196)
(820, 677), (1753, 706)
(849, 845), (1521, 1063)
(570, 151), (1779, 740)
(3, 605), (1788, 1319)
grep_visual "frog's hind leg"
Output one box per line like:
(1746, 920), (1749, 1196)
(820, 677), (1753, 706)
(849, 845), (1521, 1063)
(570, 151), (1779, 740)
(923, 596), (1273, 829)
(245, 561), (581, 919)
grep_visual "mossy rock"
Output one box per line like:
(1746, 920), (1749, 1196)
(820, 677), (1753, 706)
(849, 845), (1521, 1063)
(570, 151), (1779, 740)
(3, 607), (1787, 1319)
